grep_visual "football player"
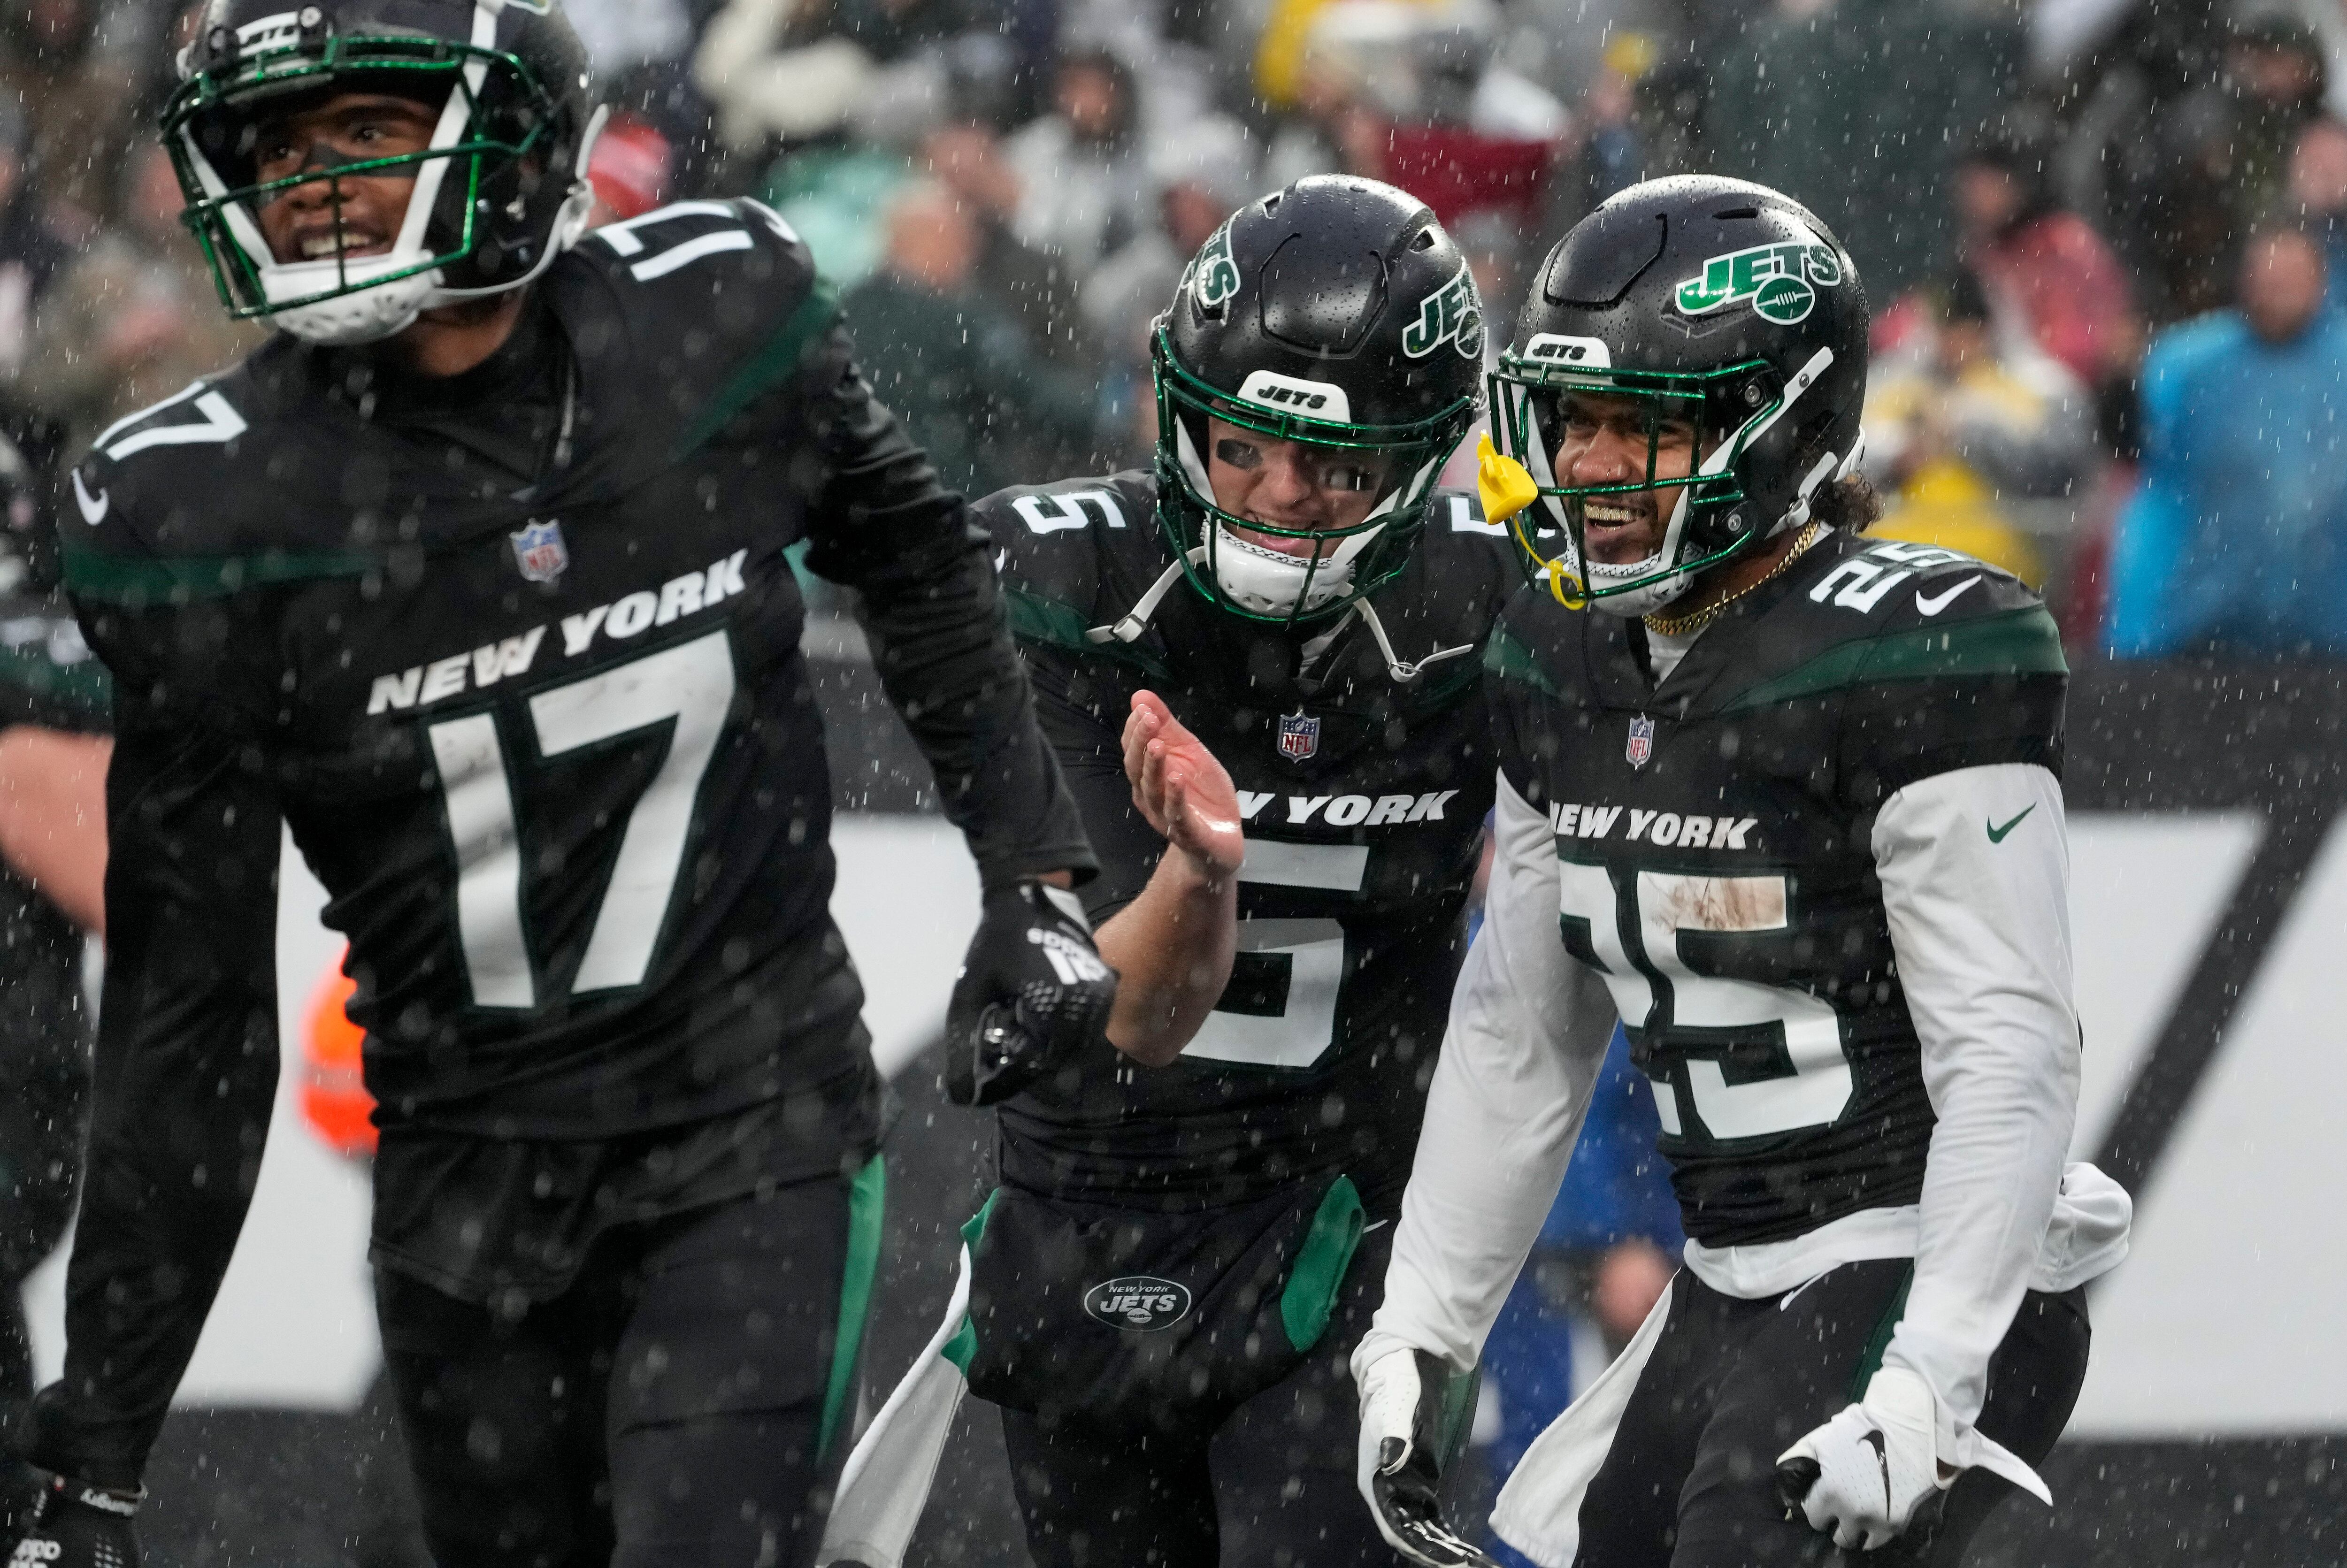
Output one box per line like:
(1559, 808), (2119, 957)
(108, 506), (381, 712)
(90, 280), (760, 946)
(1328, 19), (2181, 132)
(957, 176), (1521, 1565)
(16, 4), (1113, 1566)
(0, 450), (111, 1537)
(1350, 176), (2134, 1567)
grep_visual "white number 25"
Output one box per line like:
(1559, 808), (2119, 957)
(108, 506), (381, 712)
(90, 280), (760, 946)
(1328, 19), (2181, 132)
(1558, 861), (1853, 1140)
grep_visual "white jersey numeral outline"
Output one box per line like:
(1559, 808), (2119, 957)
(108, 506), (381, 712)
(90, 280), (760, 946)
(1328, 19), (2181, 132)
(96, 383), (250, 463)
(1181, 838), (1366, 1071)
(428, 629), (738, 1010)
(1557, 858), (1853, 1139)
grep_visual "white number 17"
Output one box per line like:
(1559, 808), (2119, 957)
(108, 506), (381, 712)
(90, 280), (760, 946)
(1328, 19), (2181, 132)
(429, 631), (737, 1010)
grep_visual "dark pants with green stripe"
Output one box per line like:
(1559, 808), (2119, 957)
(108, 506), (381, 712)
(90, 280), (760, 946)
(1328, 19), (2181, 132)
(1573, 1260), (2089, 1568)
(377, 1162), (882, 1568)
(998, 1219), (1396, 1568)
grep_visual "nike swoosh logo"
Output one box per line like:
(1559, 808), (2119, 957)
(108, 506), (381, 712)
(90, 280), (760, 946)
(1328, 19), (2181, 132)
(1363, 1219), (1392, 1233)
(1863, 1429), (1892, 1514)
(1914, 575), (1980, 616)
(72, 469), (108, 526)
(1987, 804), (2036, 843)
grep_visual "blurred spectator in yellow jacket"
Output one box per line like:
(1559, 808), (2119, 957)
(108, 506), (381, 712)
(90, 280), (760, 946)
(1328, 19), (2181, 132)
(1862, 270), (2100, 587)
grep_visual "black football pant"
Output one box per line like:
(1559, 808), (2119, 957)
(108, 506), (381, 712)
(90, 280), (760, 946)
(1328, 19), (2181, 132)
(377, 1173), (858, 1568)
(999, 1220), (1395, 1568)
(1571, 1259), (2091, 1568)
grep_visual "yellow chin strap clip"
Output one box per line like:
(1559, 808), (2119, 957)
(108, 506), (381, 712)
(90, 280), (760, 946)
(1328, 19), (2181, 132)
(1476, 433), (1586, 609)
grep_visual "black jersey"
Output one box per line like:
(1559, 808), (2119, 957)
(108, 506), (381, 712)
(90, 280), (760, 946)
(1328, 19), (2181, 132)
(1488, 530), (2066, 1248)
(50, 201), (1091, 1481)
(978, 472), (1523, 1214)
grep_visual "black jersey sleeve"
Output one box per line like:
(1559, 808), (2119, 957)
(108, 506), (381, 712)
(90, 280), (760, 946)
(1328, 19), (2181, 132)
(1017, 644), (1169, 923)
(787, 322), (1096, 887)
(1829, 564), (2067, 807)
(23, 703), (281, 1487)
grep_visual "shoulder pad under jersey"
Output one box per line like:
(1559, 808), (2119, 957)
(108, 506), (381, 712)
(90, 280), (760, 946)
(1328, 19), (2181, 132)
(976, 470), (1170, 655)
(62, 342), (379, 608)
(552, 198), (835, 474)
(1716, 531), (2063, 714)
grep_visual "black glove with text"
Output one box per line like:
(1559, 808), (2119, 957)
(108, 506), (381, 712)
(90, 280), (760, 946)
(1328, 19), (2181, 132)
(1356, 1348), (1498, 1568)
(12, 1473), (140, 1568)
(943, 879), (1116, 1106)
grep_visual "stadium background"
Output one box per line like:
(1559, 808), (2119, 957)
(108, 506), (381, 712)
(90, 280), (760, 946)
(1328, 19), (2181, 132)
(4, 0), (2346, 1562)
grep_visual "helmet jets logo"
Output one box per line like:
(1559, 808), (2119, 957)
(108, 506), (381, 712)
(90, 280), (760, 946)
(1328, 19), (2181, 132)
(1524, 333), (1612, 367)
(1403, 262), (1484, 360)
(231, 11), (306, 54)
(1674, 235), (1844, 325)
(1190, 221), (1241, 319)
(1236, 369), (1352, 421)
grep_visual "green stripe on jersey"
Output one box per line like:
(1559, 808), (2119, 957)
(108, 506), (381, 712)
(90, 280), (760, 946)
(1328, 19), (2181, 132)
(1722, 605), (2066, 713)
(0, 640), (110, 716)
(1003, 584), (1170, 679)
(672, 281), (842, 461)
(1483, 618), (1559, 696)
(62, 542), (377, 604)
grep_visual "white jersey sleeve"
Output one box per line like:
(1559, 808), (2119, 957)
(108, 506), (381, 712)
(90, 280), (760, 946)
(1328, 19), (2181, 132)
(1352, 769), (1621, 1380)
(1871, 761), (2081, 1467)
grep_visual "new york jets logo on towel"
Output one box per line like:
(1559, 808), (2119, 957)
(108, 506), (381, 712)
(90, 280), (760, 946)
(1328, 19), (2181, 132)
(1674, 229), (1843, 325)
(1084, 1276), (1192, 1331)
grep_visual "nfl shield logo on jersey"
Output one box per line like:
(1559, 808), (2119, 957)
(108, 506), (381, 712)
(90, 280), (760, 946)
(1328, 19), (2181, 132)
(1626, 713), (1656, 769)
(510, 520), (569, 585)
(1278, 710), (1320, 762)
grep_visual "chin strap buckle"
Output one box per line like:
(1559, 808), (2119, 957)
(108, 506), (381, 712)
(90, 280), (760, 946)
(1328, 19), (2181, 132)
(1085, 552), (1202, 646)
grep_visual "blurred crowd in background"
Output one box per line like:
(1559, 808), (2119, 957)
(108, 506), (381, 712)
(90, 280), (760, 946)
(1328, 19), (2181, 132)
(0, 1), (2281, 658)
(9, 0), (2347, 653)
(3, 1), (2341, 1556)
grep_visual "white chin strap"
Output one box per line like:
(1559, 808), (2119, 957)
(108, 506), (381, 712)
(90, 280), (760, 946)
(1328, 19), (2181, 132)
(1208, 518), (1388, 616)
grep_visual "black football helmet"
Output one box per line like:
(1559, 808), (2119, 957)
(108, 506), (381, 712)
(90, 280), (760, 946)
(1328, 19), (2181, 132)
(164, 0), (603, 345)
(1483, 175), (1869, 616)
(1151, 176), (1483, 627)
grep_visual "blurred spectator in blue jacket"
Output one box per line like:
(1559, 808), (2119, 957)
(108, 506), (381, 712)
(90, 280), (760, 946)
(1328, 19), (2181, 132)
(2106, 223), (2347, 658)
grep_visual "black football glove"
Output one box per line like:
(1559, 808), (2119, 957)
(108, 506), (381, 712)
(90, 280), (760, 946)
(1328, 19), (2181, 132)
(1355, 1348), (1498, 1568)
(943, 878), (1116, 1106)
(12, 1473), (141, 1568)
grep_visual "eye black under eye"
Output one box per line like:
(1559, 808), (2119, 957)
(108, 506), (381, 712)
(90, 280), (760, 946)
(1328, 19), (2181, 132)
(1215, 439), (1260, 470)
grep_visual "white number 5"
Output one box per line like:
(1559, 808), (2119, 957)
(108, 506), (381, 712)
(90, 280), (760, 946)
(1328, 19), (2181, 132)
(1180, 838), (1367, 1071)
(430, 631), (737, 1010)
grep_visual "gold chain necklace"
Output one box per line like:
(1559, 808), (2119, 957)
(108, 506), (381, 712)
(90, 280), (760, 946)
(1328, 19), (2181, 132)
(1641, 521), (1825, 639)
